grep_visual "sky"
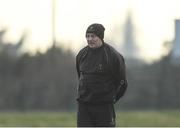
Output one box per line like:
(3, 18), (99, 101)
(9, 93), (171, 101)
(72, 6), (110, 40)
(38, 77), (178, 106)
(0, 0), (180, 61)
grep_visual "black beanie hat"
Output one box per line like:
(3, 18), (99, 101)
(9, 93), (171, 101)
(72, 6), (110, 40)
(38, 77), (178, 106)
(86, 23), (105, 41)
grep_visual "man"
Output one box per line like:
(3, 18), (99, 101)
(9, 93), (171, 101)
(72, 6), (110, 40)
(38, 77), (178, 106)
(76, 23), (128, 127)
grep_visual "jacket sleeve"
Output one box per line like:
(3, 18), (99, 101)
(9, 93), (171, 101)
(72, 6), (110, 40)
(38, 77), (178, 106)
(76, 47), (88, 78)
(111, 52), (128, 103)
(76, 53), (80, 78)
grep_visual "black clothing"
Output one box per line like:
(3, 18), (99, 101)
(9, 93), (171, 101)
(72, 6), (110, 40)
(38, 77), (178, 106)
(76, 42), (127, 127)
(76, 42), (127, 104)
(77, 102), (115, 127)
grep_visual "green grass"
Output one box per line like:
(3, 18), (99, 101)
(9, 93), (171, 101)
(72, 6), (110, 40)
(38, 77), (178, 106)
(0, 110), (180, 127)
(116, 110), (180, 127)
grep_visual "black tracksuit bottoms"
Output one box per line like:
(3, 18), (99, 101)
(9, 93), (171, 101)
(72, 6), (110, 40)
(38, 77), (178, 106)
(77, 102), (116, 127)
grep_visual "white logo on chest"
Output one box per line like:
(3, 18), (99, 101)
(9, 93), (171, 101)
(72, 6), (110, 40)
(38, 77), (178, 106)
(98, 64), (102, 70)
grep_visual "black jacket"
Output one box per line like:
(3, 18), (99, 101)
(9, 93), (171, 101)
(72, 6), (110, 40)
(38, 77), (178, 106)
(76, 43), (127, 104)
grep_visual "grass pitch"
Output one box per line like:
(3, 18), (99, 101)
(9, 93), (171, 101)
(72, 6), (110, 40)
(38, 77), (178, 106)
(0, 110), (179, 127)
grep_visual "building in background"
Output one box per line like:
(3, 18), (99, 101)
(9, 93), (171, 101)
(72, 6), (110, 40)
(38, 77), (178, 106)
(170, 19), (180, 65)
(120, 12), (144, 67)
(121, 12), (139, 59)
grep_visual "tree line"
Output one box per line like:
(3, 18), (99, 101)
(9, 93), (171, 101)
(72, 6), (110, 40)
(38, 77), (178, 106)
(0, 45), (78, 111)
(0, 29), (180, 111)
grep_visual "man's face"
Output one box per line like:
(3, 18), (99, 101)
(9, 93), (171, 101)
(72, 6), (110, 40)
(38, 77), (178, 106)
(86, 33), (103, 49)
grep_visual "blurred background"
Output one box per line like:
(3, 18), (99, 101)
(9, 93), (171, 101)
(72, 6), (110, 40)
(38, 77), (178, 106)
(0, 0), (180, 126)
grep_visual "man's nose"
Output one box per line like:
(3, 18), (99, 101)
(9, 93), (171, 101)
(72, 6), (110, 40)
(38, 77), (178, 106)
(87, 36), (93, 41)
